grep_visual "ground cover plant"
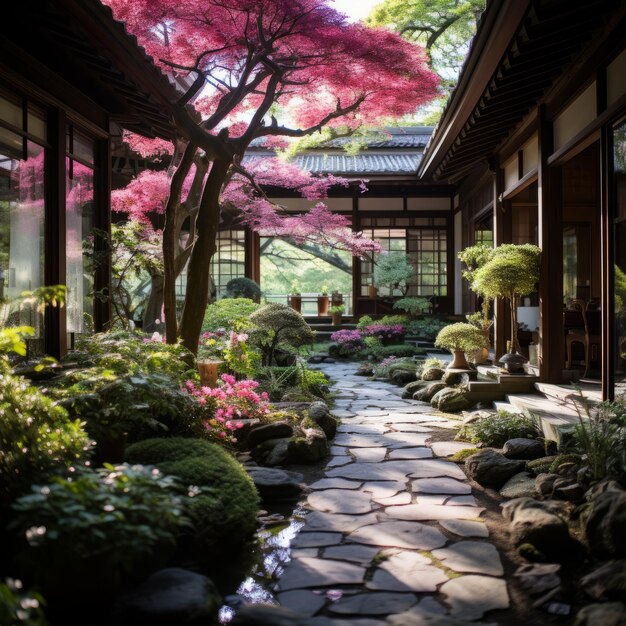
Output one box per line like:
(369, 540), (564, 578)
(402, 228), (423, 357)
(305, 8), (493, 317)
(458, 409), (541, 447)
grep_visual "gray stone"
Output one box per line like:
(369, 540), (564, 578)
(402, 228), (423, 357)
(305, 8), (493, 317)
(367, 551), (449, 592)
(527, 456), (558, 476)
(514, 563), (561, 596)
(440, 575), (509, 620)
(352, 448), (388, 462)
(385, 504), (484, 521)
(429, 442), (472, 458)
(503, 438), (546, 460)
(422, 367), (445, 381)
(292, 532), (343, 548)
(402, 380), (430, 399)
(308, 402), (338, 439)
(389, 423), (434, 433)
(391, 369), (418, 386)
(277, 590), (326, 617)
(535, 473), (560, 497)
(328, 592), (418, 615)
(581, 560), (626, 601)
(388, 447), (433, 460)
(374, 492), (412, 506)
(387, 609), (488, 626)
(348, 521), (447, 550)
(413, 383), (446, 402)
(502, 497), (574, 559)
(247, 467), (304, 501)
(327, 459), (465, 482)
(310, 478), (361, 490)
(276, 557), (365, 591)
(305, 511), (381, 533)
(465, 449), (527, 489)
(411, 477), (471, 495)
(323, 544), (380, 564)
(432, 541), (503, 576)
(326, 456), (352, 467)
(440, 520), (489, 538)
(430, 388), (472, 413)
(265, 438), (291, 466)
(231, 605), (310, 626)
(584, 483), (626, 558)
(115, 568), (221, 626)
(573, 602), (626, 626)
(308, 489), (373, 514)
(311, 618), (387, 626)
(499, 472), (537, 499)
(288, 427), (328, 464)
(248, 421), (294, 449)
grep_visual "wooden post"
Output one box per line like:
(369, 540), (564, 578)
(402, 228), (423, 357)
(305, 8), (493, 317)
(492, 159), (507, 360)
(537, 105), (564, 383)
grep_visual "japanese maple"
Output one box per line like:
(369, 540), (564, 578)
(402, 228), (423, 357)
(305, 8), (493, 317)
(104, 0), (439, 351)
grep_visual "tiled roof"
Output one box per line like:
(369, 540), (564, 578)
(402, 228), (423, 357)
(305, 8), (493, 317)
(243, 152), (423, 176)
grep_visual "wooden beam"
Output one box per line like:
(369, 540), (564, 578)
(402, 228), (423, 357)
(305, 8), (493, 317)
(537, 105), (563, 383)
(492, 159), (507, 359)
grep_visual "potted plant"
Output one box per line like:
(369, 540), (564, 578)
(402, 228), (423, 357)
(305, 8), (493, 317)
(373, 252), (415, 298)
(434, 322), (489, 370)
(197, 330), (226, 387)
(472, 244), (541, 372)
(329, 303), (345, 326)
(289, 280), (302, 313)
(331, 289), (343, 307)
(317, 285), (330, 316)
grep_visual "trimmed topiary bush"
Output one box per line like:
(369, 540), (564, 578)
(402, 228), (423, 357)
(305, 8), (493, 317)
(225, 277), (261, 302)
(434, 322), (488, 353)
(203, 298), (261, 332)
(126, 437), (217, 464)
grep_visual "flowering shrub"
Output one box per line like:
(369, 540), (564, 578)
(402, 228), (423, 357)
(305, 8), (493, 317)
(184, 374), (270, 444)
(360, 323), (405, 343)
(198, 330), (261, 378)
(330, 329), (365, 356)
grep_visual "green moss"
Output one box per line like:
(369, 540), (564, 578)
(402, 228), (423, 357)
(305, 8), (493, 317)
(518, 543), (547, 562)
(450, 447), (480, 463)
(126, 437), (216, 464)
(419, 551), (464, 579)
(549, 453), (582, 474)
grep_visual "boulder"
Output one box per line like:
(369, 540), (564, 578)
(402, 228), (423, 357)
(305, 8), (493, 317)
(513, 563), (561, 596)
(535, 473), (561, 498)
(500, 472), (537, 499)
(502, 497), (574, 560)
(246, 467), (304, 501)
(422, 367), (445, 381)
(248, 421), (294, 449)
(307, 355), (324, 364)
(250, 437), (290, 466)
(391, 369), (418, 386)
(431, 387), (472, 412)
(552, 478), (584, 502)
(581, 561), (626, 601)
(465, 449), (526, 489)
(584, 483), (626, 558)
(231, 604), (310, 626)
(413, 382), (447, 402)
(402, 380), (430, 399)
(115, 568), (221, 626)
(442, 370), (469, 386)
(573, 602), (626, 626)
(462, 410), (494, 425)
(503, 438), (546, 460)
(287, 427), (328, 464)
(356, 363), (375, 376)
(527, 456), (557, 476)
(308, 402), (338, 439)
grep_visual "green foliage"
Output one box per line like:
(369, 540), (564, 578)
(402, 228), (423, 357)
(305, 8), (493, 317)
(393, 297), (432, 316)
(406, 316), (451, 340)
(299, 367), (330, 399)
(0, 579), (47, 626)
(374, 356), (416, 378)
(248, 303), (315, 366)
(128, 439), (259, 553)
(225, 278), (261, 302)
(11, 465), (187, 574)
(289, 280), (301, 296)
(615, 264), (626, 311)
(0, 372), (90, 500)
(378, 314), (409, 326)
(375, 344), (426, 359)
(450, 447), (480, 463)
(203, 298), (261, 332)
(255, 366), (300, 401)
(373, 252), (415, 296)
(458, 244), (492, 286)
(357, 315), (375, 329)
(0, 327), (34, 357)
(329, 304), (345, 314)
(459, 410), (540, 447)
(434, 322), (487, 352)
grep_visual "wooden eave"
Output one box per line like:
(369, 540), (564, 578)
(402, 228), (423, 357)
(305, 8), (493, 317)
(419, 0), (626, 183)
(2, 0), (181, 140)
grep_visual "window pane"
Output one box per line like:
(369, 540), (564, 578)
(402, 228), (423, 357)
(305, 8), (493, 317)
(614, 119), (626, 395)
(27, 106), (46, 142)
(0, 92), (22, 129)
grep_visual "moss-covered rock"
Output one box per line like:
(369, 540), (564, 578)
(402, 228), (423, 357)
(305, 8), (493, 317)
(126, 438), (259, 558)
(402, 380), (430, 399)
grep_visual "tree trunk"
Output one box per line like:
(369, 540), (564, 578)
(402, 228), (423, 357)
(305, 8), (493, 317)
(143, 273), (164, 333)
(510, 294), (520, 354)
(179, 158), (232, 353)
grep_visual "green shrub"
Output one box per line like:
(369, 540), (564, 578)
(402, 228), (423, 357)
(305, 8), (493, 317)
(11, 465), (187, 576)
(0, 579), (47, 626)
(435, 322), (488, 353)
(299, 368), (330, 399)
(377, 314), (408, 326)
(406, 317), (451, 340)
(248, 304), (315, 366)
(225, 278), (261, 302)
(255, 366), (300, 401)
(203, 298), (261, 332)
(126, 437), (218, 464)
(376, 344), (426, 359)
(149, 443), (259, 553)
(459, 410), (540, 447)
(0, 372), (91, 500)
(393, 297), (432, 316)
(356, 315), (374, 329)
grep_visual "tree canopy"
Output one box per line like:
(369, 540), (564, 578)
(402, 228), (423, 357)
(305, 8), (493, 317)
(105, 0), (440, 351)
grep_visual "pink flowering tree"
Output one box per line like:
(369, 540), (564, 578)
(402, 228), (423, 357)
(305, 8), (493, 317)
(105, 0), (439, 352)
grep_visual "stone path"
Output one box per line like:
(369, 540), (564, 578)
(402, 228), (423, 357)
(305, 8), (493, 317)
(274, 362), (509, 625)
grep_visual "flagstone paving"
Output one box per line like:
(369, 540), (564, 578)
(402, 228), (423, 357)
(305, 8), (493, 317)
(274, 362), (510, 624)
